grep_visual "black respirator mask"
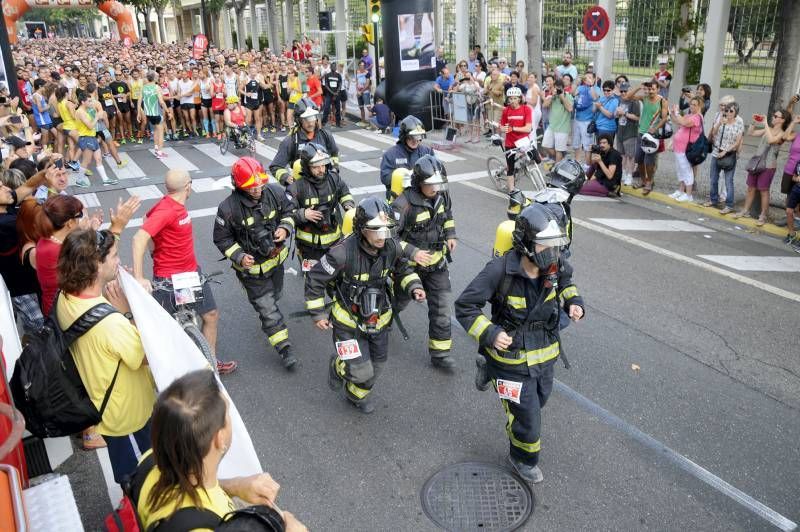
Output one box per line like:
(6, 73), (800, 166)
(528, 246), (560, 271)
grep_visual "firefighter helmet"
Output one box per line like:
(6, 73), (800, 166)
(410, 155), (447, 191)
(231, 157), (267, 190)
(298, 143), (331, 181)
(548, 158), (586, 196)
(295, 98), (320, 126)
(512, 203), (569, 270)
(397, 115), (427, 144)
(354, 196), (396, 239)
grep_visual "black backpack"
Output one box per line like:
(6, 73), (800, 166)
(124, 453), (285, 532)
(10, 298), (120, 438)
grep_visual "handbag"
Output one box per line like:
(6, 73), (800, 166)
(714, 124), (736, 170)
(653, 97), (673, 139)
(587, 119), (597, 134)
(745, 137), (768, 174)
(686, 121), (709, 166)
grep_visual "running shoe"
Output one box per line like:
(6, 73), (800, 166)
(119, 138), (127, 145)
(128, 137), (135, 143)
(103, 176), (120, 186)
(67, 160), (80, 171)
(84, 169), (94, 177)
(117, 159), (128, 168)
(216, 359), (239, 375)
(154, 149), (168, 159)
(74, 176), (91, 188)
(137, 137), (143, 144)
(270, 126), (277, 133)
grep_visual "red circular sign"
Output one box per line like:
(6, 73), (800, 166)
(582, 6), (610, 42)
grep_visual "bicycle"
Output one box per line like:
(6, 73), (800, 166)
(220, 126), (256, 158)
(486, 132), (548, 193)
(151, 271), (224, 375)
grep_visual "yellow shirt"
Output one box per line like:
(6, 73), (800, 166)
(287, 77), (302, 104)
(57, 99), (77, 130)
(136, 450), (235, 531)
(131, 79), (144, 100)
(74, 107), (96, 137)
(56, 294), (155, 436)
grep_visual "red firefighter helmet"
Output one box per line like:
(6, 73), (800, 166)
(231, 157), (268, 190)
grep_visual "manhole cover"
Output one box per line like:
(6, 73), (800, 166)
(421, 461), (534, 531)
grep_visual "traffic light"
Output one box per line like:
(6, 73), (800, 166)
(369, 0), (381, 23)
(361, 23), (374, 44)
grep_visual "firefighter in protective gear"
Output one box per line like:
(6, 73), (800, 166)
(392, 155), (457, 369)
(213, 157), (299, 370)
(379, 115), (434, 195)
(287, 143), (355, 289)
(305, 197), (425, 414)
(269, 98), (340, 185)
(455, 203), (584, 484)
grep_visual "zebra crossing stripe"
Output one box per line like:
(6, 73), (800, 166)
(332, 134), (379, 152)
(192, 142), (241, 166)
(339, 160), (379, 173)
(74, 193), (100, 208)
(104, 152), (146, 180)
(590, 218), (714, 232)
(347, 129), (396, 145)
(150, 148), (199, 171)
(126, 185), (163, 200)
(698, 255), (800, 272)
(432, 150), (464, 163)
(254, 141), (277, 160)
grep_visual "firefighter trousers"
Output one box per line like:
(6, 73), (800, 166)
(489, 358), (556, 467)
(236, 267), (291, 354)
(395, 267), (452, 359)
(329, 324), (389, 405)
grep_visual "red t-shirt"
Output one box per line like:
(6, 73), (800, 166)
(211, 81), (226, 111)
(500, 104), (533, 148)
(36, 238), (61, 316)
(142, 196), (198, 278)
(306, 76), (323, 107)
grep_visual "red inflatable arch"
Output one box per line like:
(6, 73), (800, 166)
(3, 0), (137, 45)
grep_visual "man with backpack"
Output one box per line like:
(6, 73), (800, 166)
(54, 228), (155, 485)
(455, 203), (584, 484)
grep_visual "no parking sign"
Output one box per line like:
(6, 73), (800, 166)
(582, 6), (610, 42)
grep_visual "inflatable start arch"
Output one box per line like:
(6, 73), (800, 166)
(2, 0), (137, 45)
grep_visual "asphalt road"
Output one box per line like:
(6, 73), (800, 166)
(48, 126), (800, 531)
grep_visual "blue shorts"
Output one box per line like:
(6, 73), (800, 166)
(105, 419), (151, 485)
(78, 136), (99, 151)
(787, 183), (800, 210)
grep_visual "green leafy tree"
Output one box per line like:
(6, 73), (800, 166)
(727, 0), (779, 64)
(624, 0), (682, 67)
(541, 0), (594, 57)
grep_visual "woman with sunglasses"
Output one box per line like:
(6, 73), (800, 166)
(733, 110), (791, 225)
(136, 370), (307, 531)
(704, 99), (743, 213)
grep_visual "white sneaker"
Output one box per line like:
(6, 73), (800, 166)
(669, 190), (682, 199)
(676, 193), (693, 202)
(622, 175), (633, 186)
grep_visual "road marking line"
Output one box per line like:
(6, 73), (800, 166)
(347, 129), (396, 145)
(339, 160), (379, 173)
(191, 178), (220, 193)
(459, 180), (800, 304)
(590, 218), (714, 232)
(697, 255), (800, 272)
(254, 141), (277, 160)
(552, 380), (797, 532)
(105, 152), (146, 180)
(192, 142), (240, 166)
(74, 193), (100, 208)
(332, 134), (378, 152)
(126, 185), (163, 200)
(150, 148), (198, 171)
(432, 150), (464, 163)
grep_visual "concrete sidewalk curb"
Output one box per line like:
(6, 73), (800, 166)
(621, 185), (787, 239)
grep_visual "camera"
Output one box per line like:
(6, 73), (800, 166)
(681, 86), (692, 94)
(590, 144), (603, 155)
(314, 204), (333, 231)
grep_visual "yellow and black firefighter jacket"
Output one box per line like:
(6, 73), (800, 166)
(455, 250), (584, 376)
(213, 184), (296, 276)
(304, 235), (422, 334)
(287, 170), (354, 251)
(392, 188), (456, 272)
(269, 127), (340, 185)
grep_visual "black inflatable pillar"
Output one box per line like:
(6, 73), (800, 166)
(378, 0), (437, 129)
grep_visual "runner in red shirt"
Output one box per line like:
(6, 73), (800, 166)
(132, 169), (237, 374)
(211, 73), (227, 140)
(500, 86), (533, 192)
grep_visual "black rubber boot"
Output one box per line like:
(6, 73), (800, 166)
(475, 356), (490, 391)
(279, 346), (299, 371)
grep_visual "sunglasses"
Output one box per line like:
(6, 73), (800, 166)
(603, 89), (612, 92)
(725, 108), (736, 113)
(774, 113), (783, 118)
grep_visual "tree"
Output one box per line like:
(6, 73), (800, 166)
(727, 0), (779, 64)
(624, 0), (682, 67)
(526, 0), (543, 78)
(541, 0), (593, 57)
(22, 8), (99, 37)
(152, 0), (169, 43)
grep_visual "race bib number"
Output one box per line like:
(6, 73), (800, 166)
(281, 82), (288, 89)
(104, 99), (114, 107)
(247, 92), (258, 99)
(116, 95), (125, 101)
(171, 271), (202, 305)
(496, 379), (522, 404)
(329, 80), (338, 88)
(335, 339), (362, 360)
(301, 258), (318, 272)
